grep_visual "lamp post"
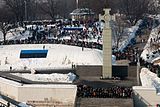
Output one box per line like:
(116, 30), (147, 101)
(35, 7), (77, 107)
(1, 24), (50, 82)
(76, 0), (79, 9)
(24, 0), (27, 21)
(136, 51), (140, 86)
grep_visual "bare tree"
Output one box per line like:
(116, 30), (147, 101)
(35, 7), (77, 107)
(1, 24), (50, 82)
(0, 22), (11, 44)
(111, 16), (126, 49)
(4, 0), (25, 22)
(39, 0), (59, 20)
(148, 0), (160, 15)
(24, 0), (37, 21)
(0, 5), (14, 23)
(57, 0), (75, 19)
(0, 5), (14, 44)
(117, 0), (150, 25)
(78, 0), (108, 14)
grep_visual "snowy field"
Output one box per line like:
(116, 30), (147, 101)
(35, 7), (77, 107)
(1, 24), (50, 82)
(0, 44), (103, 71)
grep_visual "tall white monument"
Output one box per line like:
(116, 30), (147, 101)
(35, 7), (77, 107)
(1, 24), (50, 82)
(99, 9), (112, 78)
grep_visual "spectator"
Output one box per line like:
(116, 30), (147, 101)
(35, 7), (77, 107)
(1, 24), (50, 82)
(77, 85), (132, 98)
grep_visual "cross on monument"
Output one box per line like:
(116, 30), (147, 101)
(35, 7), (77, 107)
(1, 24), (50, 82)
(99, 8), (112, 78)
(99, 9), (111, 28)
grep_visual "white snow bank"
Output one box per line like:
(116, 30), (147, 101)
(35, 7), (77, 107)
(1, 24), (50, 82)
(12, 72), (76, 83)
(141, 25), (160, 62)
(115, 20), (143, 52)
(140, 68), (160, 95)
(118, 26), (139, 52)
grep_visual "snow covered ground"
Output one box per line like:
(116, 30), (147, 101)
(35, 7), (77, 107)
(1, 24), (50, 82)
(0, 27), (26, 41)
(0, 44), (103, 71)
(112, 20), (142, 52)
(117, 25), (139, 52)
(141, 25), (160, 63)
(140, 68), (160, 95)
(12, 72), (76, 83)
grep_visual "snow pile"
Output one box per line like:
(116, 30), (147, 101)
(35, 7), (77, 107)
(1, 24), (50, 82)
(141, 25), (160, 62)
(140, 68), (160, 95)
(13, 72), (76, 83)
(118, 25), (139, 52)
(113, 20), (143, 52)
(140, 68), (157, 87)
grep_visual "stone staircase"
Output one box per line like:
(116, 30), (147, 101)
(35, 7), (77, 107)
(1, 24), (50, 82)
(75, 98), (133, 107)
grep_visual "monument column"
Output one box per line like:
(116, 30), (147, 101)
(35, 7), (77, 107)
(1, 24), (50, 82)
(99, 9), (112, 78)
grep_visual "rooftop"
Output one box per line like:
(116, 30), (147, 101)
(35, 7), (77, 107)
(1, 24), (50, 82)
(70, 8), (95, 15)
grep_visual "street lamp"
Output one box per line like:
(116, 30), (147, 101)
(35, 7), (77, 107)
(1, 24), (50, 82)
(24, 0), (27, 21)
(76, 0), (79, 9)
(136, 51), (140, 86)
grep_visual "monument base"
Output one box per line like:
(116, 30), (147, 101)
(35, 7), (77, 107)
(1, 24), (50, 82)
(100, 65), (128, 80)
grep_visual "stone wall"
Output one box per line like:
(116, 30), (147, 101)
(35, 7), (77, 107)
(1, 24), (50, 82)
(76, 65), (102, 77)
(0, 77), (77, 107)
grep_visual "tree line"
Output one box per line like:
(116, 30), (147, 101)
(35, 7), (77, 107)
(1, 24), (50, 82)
(0, 0), (159, 24)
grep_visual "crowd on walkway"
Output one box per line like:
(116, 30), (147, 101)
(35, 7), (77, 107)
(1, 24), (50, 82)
(77, 85), (132, 98)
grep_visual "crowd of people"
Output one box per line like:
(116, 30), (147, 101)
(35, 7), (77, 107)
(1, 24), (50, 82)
(113, 45), (140, 63)
(0, 20), (103, 50)
(0, 18), (159, 61)
(112, 17), (159, 65)
(77, 85), (133, 98)
(1, 37), (103, 50)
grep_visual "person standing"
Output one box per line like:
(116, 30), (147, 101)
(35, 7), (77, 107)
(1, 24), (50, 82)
(7, 102), (10, 107)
